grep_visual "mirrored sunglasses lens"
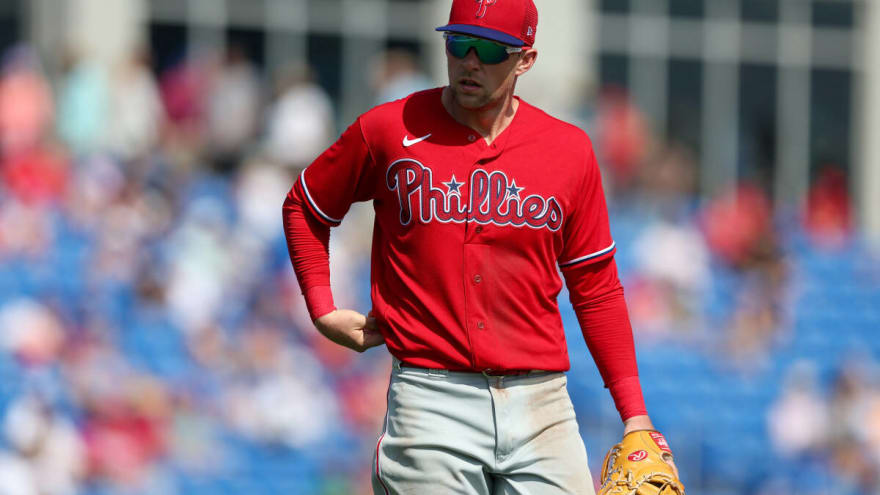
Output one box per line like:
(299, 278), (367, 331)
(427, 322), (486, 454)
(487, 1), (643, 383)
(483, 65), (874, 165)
(446, 35), (509, 64)
(478, 46), (508, 64)
(446, 38), (472, 58)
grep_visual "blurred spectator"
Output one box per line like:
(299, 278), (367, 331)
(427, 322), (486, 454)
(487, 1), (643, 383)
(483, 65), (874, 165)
(86, 166), (174, 285)
(0, 299), (65, 366)
(637, 143), (699, 205)
(804, 163), (852, 250)
(627, 218), (709, 339)
(328, 201), (374, 313)
(158, 50), (215, 164)
(0, 45), (53, 155)
(81, 397), (167, 489)
(767, 361), (828, 458)
(61, 333), (171, 491)
(0, 47), (68, 209)
(701, 182), (776, 270)
(3, 394), (86, 495)
(63, 154), (126, 231)
(159, 55), (207, 128)
(263, 64), (334, 169)
(55, 51), (109, 156)
(165, 195), (234, 334)
(0, 449), (38, 495)
(165, 392), (228, 474)
(827, 359), (880, 491)
(204, 44), (261, 173)
(700, 182), (789, 365)
(336, 358), (392, 437)
(235, 158), (293, 241)
(222, 332), (341, 449)
(0, 198), (54, 259)
(722, 278), (785, 368)
(1, 145), (69, 206)
(105, 48), (165, 162)
(595, 86), (650, 195)
(371, 49), (433, 105)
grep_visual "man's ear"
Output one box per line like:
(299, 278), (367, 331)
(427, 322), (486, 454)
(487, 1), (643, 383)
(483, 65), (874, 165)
(515, 49), (537, 77)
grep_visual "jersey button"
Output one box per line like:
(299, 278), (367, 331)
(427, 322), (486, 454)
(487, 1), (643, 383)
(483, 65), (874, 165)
(477, 321), (485, 329)
(475, 226), (483, 234)
(473, 274), (482, 284)
(468, 134), (476, 142)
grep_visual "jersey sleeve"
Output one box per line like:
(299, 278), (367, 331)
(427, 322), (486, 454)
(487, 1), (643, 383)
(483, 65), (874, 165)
(296, 117), (376, 226)
(558, 136), (616, 268)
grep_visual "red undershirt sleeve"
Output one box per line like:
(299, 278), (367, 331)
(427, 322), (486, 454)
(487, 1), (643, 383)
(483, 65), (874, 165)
(282, 184), (336, 321)
(281, 116), (376, 321)
(562, 257), (648, 421)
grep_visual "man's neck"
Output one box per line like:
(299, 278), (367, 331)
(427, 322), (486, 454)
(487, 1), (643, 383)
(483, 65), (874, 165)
(441, 87), (519, 145)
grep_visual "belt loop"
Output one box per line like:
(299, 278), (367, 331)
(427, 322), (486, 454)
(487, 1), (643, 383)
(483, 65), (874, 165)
(392, 356), (402, 371)
(482, 371), (504, 387)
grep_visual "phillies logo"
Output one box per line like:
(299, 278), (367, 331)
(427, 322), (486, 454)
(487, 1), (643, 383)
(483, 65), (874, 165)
(627, 450), (648, 462)
(385, 159), (562, 231)
(475, 0), (497, 18)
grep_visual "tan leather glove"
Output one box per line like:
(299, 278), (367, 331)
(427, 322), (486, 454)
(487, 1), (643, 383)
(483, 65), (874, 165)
(598, 430), (685, 495)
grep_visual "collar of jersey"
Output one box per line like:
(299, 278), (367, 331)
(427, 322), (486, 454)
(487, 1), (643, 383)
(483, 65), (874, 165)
(437, 89), (521, 158)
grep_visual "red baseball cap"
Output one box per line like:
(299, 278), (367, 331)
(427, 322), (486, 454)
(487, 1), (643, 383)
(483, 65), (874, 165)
(436, 0), (538, 48)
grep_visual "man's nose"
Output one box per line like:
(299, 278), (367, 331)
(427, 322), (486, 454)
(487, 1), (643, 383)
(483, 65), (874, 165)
(462, 47), (481, 68)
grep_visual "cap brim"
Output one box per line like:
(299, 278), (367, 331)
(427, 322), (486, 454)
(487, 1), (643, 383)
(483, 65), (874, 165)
(435, 24), (525, 47)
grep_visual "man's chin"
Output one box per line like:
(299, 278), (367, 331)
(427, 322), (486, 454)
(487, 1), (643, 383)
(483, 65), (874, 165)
(452, 91), (488, 110)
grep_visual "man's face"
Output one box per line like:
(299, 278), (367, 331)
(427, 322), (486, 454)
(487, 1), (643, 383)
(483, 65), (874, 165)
(445, 36), (536, 110)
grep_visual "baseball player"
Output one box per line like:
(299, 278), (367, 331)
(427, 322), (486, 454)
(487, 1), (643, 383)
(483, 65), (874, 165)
(283, 0), (684, 493)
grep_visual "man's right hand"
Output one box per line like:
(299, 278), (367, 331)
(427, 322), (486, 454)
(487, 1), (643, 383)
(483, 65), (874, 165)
(314, 309), (385, 352)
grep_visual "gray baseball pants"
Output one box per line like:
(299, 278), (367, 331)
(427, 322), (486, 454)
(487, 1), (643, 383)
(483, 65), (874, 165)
(372, 357), (596, 494)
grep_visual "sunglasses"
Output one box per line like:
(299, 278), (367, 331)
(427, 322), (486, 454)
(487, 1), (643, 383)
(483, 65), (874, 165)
(444, 33), (523, 64)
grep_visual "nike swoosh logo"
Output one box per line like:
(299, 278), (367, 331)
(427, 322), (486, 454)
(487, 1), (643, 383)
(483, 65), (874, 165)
(403, 133), (432, 147)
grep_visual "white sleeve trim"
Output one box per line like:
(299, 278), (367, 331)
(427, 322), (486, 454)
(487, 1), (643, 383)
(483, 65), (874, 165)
(559, 241), (616, 267)
(300, 169), (343, 224)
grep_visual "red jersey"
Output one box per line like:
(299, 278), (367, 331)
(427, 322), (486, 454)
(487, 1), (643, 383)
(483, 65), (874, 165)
(293, 88), (617, 372)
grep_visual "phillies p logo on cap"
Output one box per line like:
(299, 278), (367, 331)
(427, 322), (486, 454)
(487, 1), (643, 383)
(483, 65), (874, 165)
(437, 0), (538, 47)
(476, 0), (497, 18)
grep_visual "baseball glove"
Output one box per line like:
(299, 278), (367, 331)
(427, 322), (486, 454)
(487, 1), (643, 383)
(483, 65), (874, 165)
(598, 430), (685, 495)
